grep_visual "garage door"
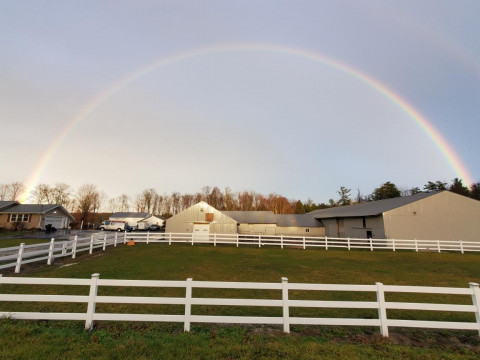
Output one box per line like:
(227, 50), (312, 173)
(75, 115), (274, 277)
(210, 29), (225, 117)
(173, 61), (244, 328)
(193, 224), (210, 242)
(45, 216), (66, 229)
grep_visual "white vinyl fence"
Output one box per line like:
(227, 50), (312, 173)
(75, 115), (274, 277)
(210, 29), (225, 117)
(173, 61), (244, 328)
(1, 232), (480, 274)
(0, 274), (479, 337)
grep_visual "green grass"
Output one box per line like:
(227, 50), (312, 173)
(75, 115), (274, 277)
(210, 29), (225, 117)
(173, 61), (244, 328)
(1, 243), (480, 359)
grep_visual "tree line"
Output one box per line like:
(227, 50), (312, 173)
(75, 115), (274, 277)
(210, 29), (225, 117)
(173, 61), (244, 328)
(0, 178), (479, 222)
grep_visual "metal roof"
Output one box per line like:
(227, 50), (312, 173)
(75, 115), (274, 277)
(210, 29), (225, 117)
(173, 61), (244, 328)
(223, 211), (277, 224)
(275, 214), (323, 227)
(110, 212), (150, 219)
(309, 192), (439, 219)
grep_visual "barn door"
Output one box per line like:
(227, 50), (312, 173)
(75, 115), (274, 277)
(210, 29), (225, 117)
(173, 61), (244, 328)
(193, 224), (210, 242)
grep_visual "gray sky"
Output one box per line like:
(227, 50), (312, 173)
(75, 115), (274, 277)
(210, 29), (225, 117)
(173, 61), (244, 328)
(1, 0), (479, 203)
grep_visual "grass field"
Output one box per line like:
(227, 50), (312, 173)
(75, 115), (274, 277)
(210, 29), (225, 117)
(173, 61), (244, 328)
(1, 243), (479, 359)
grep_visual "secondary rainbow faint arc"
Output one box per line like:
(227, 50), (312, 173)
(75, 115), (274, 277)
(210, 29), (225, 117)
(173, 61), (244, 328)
(18, 43), (474, 202)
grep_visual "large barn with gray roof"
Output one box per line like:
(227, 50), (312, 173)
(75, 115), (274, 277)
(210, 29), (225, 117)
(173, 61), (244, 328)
(309, 191), (480, 241)
(165, 201), (325, 236)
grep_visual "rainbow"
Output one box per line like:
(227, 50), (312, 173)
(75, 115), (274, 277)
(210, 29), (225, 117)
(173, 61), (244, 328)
(18, 43), (474, 202)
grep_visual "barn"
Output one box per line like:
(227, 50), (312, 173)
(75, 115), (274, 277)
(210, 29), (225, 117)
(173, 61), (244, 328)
(109, 212), (150, 229)
(165, 202), (238, 235)
(166, 202), (325, 236)
(309, 191), (480, 241)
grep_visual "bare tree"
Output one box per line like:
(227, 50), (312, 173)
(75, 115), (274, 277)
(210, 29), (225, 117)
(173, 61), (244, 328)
(6, 182), (24, 201)
(76, 184), (100, 222)
(32, 184), (52, 204)
(118, 194), (130, 212)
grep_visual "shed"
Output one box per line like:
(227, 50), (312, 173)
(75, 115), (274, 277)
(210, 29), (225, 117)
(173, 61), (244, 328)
(109, 212), (150, 229)
(137, 215), (165, 230)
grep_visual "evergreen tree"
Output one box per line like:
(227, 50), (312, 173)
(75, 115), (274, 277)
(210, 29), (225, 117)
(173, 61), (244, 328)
(449, 178), (470, 197)
(372, 182), (401, 200)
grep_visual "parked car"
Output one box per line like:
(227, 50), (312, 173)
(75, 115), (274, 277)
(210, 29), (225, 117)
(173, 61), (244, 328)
(148, 224), (161, 231)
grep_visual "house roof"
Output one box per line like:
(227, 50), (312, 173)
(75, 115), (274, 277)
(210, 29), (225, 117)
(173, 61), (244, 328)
(0, 201), (18, 211)
(275, 214), (322, 227)
(0, 204), (75, 220)
(223, 211), (277, 224)
(110, 212), (150, 219)
(138, 215), (165, 222)
(309, 192), (439, 219)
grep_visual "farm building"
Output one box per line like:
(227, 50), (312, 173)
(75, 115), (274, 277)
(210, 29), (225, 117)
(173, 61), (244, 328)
(137, 215), (165, 230)
(223, 211), (277, 235)
(109, 212), (150, 229)
(0, 202), (74, 230)
(309, 191), (480, 241)
(275, 214), (325, 236)
(165, 202), (237, 235)
(166, 202), (325, 236)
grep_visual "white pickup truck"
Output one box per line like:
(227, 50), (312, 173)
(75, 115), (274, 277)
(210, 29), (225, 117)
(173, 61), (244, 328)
(98, 220), (132, 232)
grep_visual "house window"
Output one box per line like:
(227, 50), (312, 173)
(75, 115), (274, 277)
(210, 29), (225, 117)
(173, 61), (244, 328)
(10, 214), (29, 222)
(305, 228), (310, 233)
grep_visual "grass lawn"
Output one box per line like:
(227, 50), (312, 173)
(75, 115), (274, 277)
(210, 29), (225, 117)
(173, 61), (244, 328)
(1, 243), (479, 359)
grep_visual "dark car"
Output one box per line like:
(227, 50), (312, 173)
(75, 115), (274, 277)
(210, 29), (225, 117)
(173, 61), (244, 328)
(148, 224), (161, 231)
(125, 224), (133, 232)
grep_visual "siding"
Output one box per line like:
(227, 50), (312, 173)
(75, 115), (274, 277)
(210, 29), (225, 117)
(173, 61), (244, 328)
(384, 191), (480, 241)
(166, 202), (237, 234)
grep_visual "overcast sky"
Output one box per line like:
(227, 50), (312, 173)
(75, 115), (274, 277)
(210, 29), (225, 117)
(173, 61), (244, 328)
(1, 0), (479, 204)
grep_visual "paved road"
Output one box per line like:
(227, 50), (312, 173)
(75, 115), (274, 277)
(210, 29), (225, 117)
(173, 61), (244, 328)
(6, 229), (102, 241)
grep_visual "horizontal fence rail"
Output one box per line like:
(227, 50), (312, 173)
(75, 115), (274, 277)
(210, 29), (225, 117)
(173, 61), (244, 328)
(0, 274), (479, 337)
(1, 232), (479, 274)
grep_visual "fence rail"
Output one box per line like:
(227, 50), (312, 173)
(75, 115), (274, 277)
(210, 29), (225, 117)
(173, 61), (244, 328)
(1, 232), (479, 273)
(0, 274), (479, 337)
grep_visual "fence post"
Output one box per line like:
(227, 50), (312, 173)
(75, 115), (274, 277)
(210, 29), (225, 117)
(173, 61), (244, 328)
(114, 232), (118, 247)
(124, 231), (127, 244)
(280, 235), (284, 249)
(414, 238), (418, 252)
(347, 237), (350, 251)
(460, 240), (464, 254)
(376, 282), (389, 337)
(325, 236), (328, 251)
(15, 243), (25, 273)
(191, 233), (194, 246)
(468, 282), (480, 335)
(89, 234), (94, 254)
(303, 236), (305, 250)
(184, 278), (193, 332)
(61, 241), (67, 256)
(214, 233), (217, 247)
(47, 238), (55, 265)
(370, 237), (373, 252)
(85, 273), (100, 330)
(103, 234), (107, 251)
(282, 277), (290, 333)
(147, 231), (150, 245)
(259, 235), (261, 248)
(392, 238), (396, 252)
(437, 240), (441, 253)
(469, 282), (480, 336)
(236, 234), (239, 247)
(169, 233), (172, 245)
(72, 235), (78, 259)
